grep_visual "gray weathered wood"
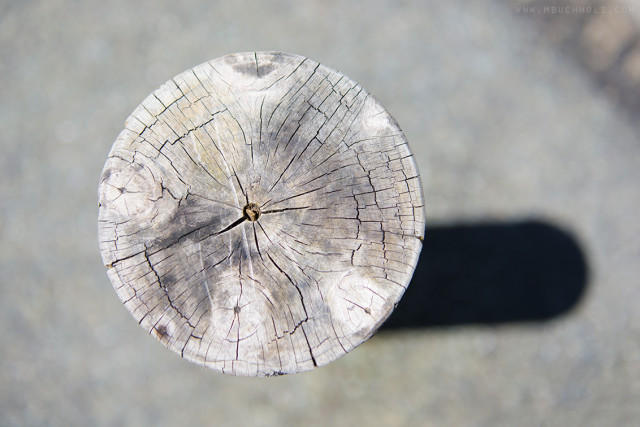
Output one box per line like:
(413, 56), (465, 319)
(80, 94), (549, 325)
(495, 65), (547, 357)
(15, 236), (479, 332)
(98, 51), (425, 376)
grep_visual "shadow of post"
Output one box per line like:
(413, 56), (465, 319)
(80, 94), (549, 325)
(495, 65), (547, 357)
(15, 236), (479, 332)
(382, 220), (588, 329)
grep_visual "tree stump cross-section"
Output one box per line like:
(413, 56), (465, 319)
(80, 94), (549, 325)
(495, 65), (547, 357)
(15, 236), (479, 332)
(98, 51), (425, 376)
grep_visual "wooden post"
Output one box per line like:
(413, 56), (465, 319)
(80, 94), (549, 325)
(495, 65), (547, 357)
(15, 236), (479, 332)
(98, 52), (425, 376)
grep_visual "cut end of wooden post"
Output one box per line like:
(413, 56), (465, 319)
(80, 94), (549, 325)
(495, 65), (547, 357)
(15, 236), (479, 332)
(98, 51), (426, 376)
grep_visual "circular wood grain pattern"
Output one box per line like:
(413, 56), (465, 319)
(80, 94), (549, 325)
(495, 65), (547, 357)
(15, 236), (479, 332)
(98, 52), (425, 376)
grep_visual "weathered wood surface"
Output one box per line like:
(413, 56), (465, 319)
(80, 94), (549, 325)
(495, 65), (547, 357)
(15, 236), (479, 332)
(98, 52), (425, 376)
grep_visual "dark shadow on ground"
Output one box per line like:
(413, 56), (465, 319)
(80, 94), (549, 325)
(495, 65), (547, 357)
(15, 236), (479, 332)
(382, 220), (588, 329)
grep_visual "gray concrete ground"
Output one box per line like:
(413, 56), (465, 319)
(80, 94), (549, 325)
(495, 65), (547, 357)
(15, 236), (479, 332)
(2, 0), (640, 426)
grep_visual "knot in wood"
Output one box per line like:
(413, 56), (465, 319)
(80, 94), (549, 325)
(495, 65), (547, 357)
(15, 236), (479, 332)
(243, 202), (261, 222)
(98, 51), (426, 376)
